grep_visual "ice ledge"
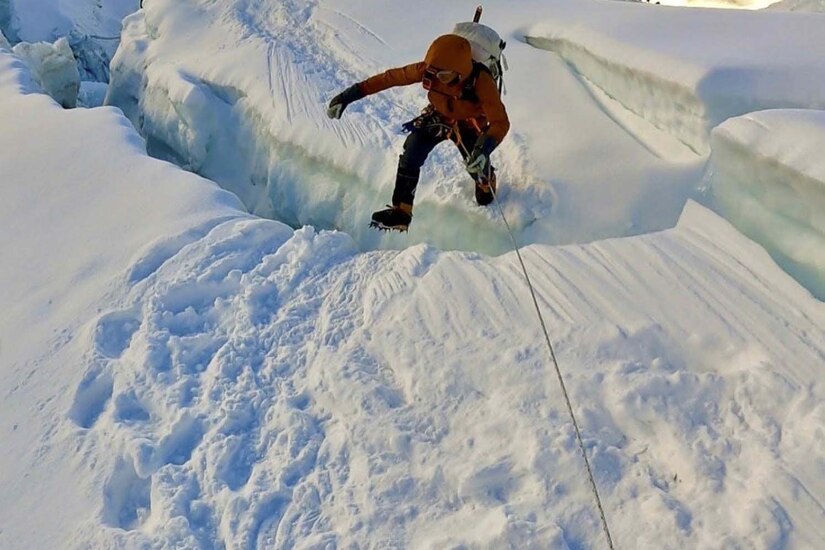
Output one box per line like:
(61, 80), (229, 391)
(703, 109), (825, 299)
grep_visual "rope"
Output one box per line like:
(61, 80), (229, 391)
(488, 181), (615, 549)
(457, 3), (610, 538)
(463, 150), (616, 549)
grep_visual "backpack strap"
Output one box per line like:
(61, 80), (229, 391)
(461, 62), (491, 102)
(496, 58), (506, 95)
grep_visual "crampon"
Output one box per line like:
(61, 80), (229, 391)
(370, 205), (412, 232)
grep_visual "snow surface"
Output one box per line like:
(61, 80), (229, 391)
(519, 0), (825, 297)
(4, 1), (825, 549)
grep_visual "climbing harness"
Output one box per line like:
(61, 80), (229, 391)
(402, 105), (455, 140)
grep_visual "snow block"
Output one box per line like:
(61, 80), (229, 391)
(12, 36), (79, 108)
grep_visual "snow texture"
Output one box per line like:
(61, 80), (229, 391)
(57, 202), (825, 549)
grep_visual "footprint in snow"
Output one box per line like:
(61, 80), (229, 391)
(101, 456), (152, 531)
(93, 310), (141, 359)
(113, 391), (150, 424)
(154, 414), (205, 467)
(68, 366), (113, 429)
(459, 461), (521, 505)
(216, 434), (256, 491)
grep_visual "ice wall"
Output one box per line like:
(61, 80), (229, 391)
(525, 5), (825, 154)
(67, 30), (117, 82)
(12, 37), (79, 107)
(0, 0), (17, 43)
(704, 109), (825, 299)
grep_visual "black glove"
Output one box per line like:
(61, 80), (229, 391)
(466, 135), (498, 175)
(327, 84), (364, 119)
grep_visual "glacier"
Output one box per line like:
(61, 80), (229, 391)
(2, 0), (825, 548)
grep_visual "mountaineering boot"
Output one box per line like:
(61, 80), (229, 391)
(370, 203), (413, 232)
(475, 173), (497, 206)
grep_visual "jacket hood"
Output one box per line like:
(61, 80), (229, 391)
(424, 34), (473, 79)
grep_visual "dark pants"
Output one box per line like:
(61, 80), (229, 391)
(392, 119), (495, 207)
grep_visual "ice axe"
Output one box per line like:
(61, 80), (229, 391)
(474, 5), (483, 23)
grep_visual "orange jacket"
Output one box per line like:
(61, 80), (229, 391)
(356, 36), (510, 144)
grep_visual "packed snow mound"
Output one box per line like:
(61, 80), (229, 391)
(61, 203), (825, 549)
(525, 3), (825, 154)
(12, 36), (79, 107)
(704, 109), (825, 299)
